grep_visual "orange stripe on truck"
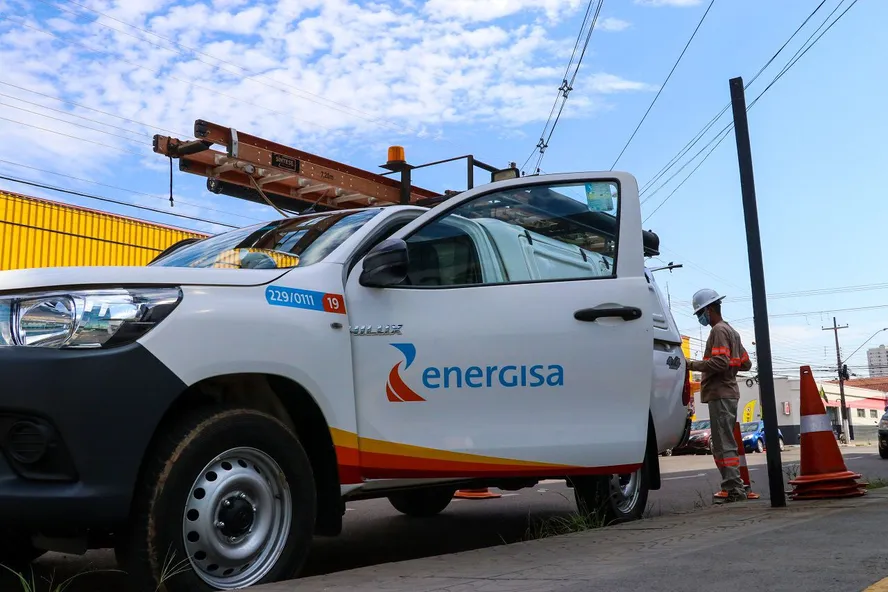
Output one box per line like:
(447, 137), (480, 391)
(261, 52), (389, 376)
(329, 428), (641, 482)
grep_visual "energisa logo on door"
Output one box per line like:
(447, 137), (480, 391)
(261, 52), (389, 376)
(385, 343), (564, 403)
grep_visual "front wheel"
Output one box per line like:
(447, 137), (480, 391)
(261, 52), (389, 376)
(880, 440), (888, 459)
(388, 487), (456, 517)
(755, 438), (764, 453)
(117, 407), (317, 592)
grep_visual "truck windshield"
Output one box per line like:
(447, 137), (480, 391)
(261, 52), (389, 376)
(151, 209), (380, 269)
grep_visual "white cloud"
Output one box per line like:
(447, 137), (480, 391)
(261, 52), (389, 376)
(598, 17), (632, 32)
(634, 0), (702, 6)
(0, 0), (654, 183)
(424, 0), (583, 22)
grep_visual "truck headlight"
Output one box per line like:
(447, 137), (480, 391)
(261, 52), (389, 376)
(0, 288), (181, 349)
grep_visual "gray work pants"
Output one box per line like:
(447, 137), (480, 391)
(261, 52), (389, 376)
(707, 397), (745, 495)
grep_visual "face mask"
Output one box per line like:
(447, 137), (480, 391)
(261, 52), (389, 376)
(697, 310), (710, 326)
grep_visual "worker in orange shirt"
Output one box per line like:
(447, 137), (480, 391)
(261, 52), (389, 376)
(687, 288), (753, 503)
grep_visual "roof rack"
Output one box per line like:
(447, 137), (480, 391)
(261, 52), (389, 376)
(153, 120), (518, 214)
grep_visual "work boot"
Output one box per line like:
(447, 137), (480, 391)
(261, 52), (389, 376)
(714, 490), (747, 504)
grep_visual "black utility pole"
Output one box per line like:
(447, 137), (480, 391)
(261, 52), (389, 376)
(729, 77), (785, 507)
(822, 318), (851, 443)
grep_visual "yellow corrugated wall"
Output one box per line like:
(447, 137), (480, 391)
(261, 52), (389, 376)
(0, 191), (209, 270)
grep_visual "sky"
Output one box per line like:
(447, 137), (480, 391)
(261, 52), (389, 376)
(0, 0), (885, 379)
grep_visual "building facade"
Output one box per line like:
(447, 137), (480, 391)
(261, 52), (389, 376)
(0, 190), (207, 270)
(868, 345), (888, 378)
(691, 374), (888, 445)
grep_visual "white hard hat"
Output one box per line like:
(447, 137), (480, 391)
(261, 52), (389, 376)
(692, 288), (725, 315)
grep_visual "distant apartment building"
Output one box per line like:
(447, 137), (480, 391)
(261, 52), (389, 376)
(868, 345), (888, 378)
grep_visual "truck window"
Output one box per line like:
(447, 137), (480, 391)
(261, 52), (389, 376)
(402, 180), (619, 286)
(150, 209), (380, 270)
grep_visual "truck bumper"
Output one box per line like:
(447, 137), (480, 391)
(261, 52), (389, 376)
(0, 344), (186, 530)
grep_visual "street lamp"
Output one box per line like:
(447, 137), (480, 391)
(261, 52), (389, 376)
(835, 327), (888, 443)
(842, 328), (888, 369)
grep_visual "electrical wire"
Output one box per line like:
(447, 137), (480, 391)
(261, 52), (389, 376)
(0, 175), (238, 229)
(0, 80), (190, 138)
(49, 0), (430, 139)
(0, 218), (167, 252)
(522, 0), (604, 173)
(0, 158), (266, 223)
(641, 0), (858, 221)
(0, 99), (147, 145)
(610, 0), (715, 170)
(638, 0), (831, 197)
(0, 115), (147, 156)
(1, 15), (338, 134)
(0, 91), (151, 138)
(642, 123), (732, 223)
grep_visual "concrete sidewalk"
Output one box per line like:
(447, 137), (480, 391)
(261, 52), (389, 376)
(252, 489), (888, 592)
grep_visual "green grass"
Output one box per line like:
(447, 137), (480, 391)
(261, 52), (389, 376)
(1, 545), (189, 592)
(865, 477), (888, 490)
(524, 508), (610, 540)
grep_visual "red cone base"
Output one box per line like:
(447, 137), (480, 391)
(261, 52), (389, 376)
(789, 470), (863, 485)
(454, 488), (502, 499)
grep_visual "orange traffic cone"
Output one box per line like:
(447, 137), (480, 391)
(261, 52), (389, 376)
(714, 422), (760, 500)
(788, 366), (867, 500)
(454, 488), (502, 500)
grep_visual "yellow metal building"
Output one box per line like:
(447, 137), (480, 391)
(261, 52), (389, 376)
(0, 190), (208, 271)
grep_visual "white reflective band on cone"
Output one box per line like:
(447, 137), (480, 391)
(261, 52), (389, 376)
(800, 413), (832, 434)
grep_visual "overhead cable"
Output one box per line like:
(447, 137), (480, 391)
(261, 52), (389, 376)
(610, 0), (715, 170)
(0, 175), (238, 229)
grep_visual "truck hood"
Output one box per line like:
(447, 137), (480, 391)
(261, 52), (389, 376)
(0, 265), (288, 293)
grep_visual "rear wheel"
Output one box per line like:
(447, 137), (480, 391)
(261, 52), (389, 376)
(388, 487), (456, 517)
(573, 461), (650, 524)
(778, 437), (785, 452)
(117, 407), (316, 592)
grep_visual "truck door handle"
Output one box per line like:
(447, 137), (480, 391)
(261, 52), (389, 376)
(574, 306), (643, 322)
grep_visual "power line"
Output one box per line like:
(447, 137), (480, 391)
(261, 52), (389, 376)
(610, 0), (715, 170)
(47, 0), (431, 139)
(642, 123), (732, 223)
(735, 303), (888, 322)
(521, 0), (597, 173)
(0, 218), (165, 252)
(522, 0), (605, 173)
(641, 0), (858, 221)
(0, 175), (237, 229)
(0, 158), (265, 223)
(0, 91), (151, 138)
(0, 115), (147, 156)
(0, 80), (190, 138)
(674, 282), (888, 305)
(2, 15), (338, 134)
(0, 99), (147, 145)
(638, 0), (831, 197)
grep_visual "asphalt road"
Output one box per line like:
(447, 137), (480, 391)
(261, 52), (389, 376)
(6, 446), (887, 591)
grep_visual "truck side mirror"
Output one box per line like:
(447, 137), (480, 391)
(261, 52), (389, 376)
(360, 238), (409, 287)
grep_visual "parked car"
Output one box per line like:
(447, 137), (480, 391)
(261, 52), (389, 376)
(879, 411), (888, 459)
(740, 420), (784, 453)
(671, 419), (713, 455)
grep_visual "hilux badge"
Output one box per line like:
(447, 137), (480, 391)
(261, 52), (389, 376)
(350, 324), (403, 336)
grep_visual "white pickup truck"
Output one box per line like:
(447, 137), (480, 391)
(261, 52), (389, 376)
(0, 172), (690, 591)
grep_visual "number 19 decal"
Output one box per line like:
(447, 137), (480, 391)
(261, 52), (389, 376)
(323, 294), (345, 313)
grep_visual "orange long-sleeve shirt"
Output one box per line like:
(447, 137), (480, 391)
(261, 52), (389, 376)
(687, 321), (752, 403)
